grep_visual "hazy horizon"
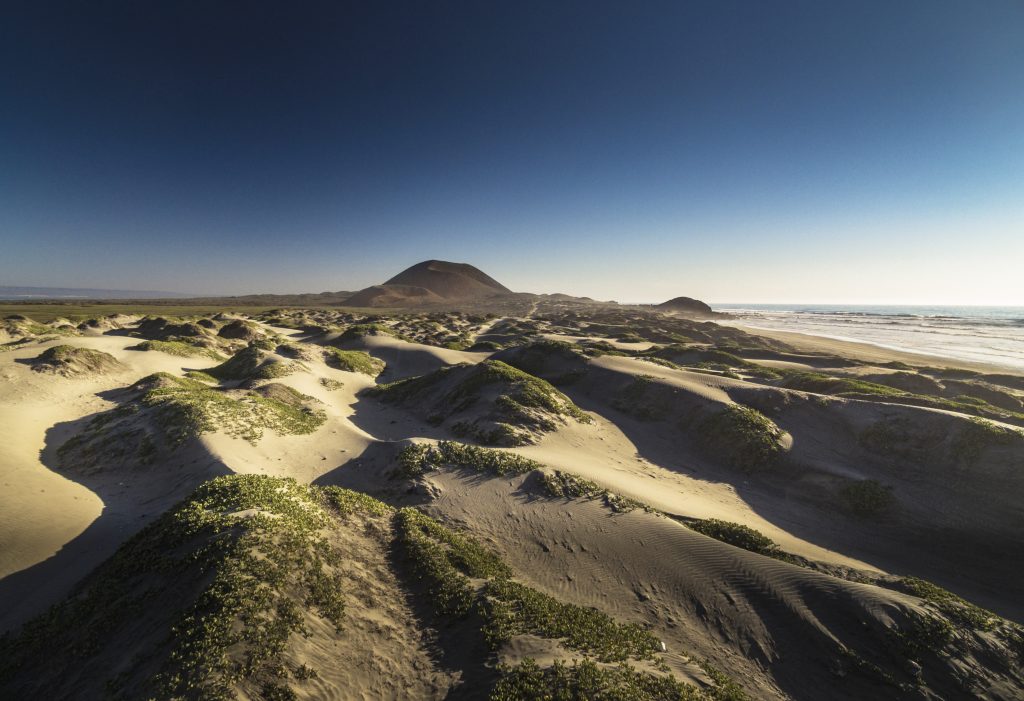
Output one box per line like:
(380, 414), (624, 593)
(3, 2), (1023, 304)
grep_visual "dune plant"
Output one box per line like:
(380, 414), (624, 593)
(696, 404), (784, 472)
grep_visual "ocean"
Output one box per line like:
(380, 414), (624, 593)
(712, 304), (1024, 372)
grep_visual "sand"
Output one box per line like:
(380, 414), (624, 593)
(2, 309), (1023, 700)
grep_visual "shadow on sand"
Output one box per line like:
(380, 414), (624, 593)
(0, 388), (232, 633)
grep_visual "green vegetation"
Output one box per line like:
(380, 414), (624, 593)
(371, 360), (591, 446)
(338, 322), (392, 340)
(781, 372), (905, 398)
(323, 347), (385, 375)
(319, 377), (344, 390)
(395, 507), (508, 616)
(538, 470), (645, 513)
(950, 417), (1021, 464)
(896, 577), (998, 631)
(127, 339), (225, 360)
(482, 578), (661, 662)
(185, 370), (219, 384)
(491, 658), (707, 701)
(396, 441), (543, 479)
(838, 480), (895, 516)
(686, 519), (783, 559)
(695, 405), (785, 472)
(141, 374), (324, 444)
(611, 374), (672, 421)
(0, 475), (347, 699)
(205, 343), (301, 381)
(860, 415), (1022, 466)
(26, 344), (123, 376)
(320, 486), (394, 518)
(58, 374), (326, 464)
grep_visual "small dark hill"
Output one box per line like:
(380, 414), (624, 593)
(345, 260), (510, 307)
(655, 296), (715, 316)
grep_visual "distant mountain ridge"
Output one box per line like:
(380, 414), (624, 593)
(0, 286), (193, 300)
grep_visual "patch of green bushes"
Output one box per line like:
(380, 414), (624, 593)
(950, 417), (1020, 464)
(491, 658), (707, 701)
(896, 577), (997, 631)
(838, 480), (895, 516)
(538, 470), (645, 513)
(695, 405), (785, 472)
(481, 578), (661, 662)
(127, 339), (225, 360)
(687, 519), (783, 558)
(323, 347), (385, 375)
(396, 441), (543, 479)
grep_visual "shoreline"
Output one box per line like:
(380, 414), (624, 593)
(734, 324), (1024, 376)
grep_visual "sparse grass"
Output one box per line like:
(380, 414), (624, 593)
(537, 470), (646, 513)
(396, 441), (543, 479)
(205, 344), (300, 381)
(491, 658), (706, 701)
(781, 371), (906, 398)
(695, 405), (784, 472)
(59, 373), (326, 462)
(127, 339), (225, 360)
(338, 322), (392, 340)
(26, 344), (123, 376)
(0, 475), (345, 699)
(897, 577), (998, 631)
(687, 519), (783, 558)
(319, 486), (393, 518)
(838, 480), (895, 517)
(481, 578), (662, 662)
(323, 347), (384, 375)
(319, 377), (344, 390)
(611, 374), (672, 421)
(371, 360), (591, 446)
(394, 507), (494, 616)
(950, 417), (1020, 465)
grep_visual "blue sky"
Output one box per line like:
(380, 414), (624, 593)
(2, 1), (1022, 303)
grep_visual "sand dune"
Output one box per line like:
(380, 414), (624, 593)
(1, 305), (1022, 699)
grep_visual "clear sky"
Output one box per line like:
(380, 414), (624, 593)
(2, 1), (1022, 304)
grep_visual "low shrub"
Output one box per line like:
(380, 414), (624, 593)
(695, 405), (784, 472)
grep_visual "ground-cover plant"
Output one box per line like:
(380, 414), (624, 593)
(895, 577), (998, 631)
(538, 470), (645, 513)
(319, 485), (394, 518)
(481, 578), (661, 662)
(686, 519), (784, 559)
(24, 344), (124, 376)
(695, 405), (785, 472)
(205, 343), (301, 382)
(490, 658), (709, 701)
(397, 441), (543, 479)
(781, 371), (907, 398)
(127, 339), (225, 360)
(58, 373), (326, 468)
(838, 479), (895, 516)
(370, 360), (591, 446)
(0, 475), (346, 700)
(319, 377), (344, 390)
(610, 374), (675, 421)
(394, 507), (500, 616)
(322, 347), (385, 375)
(950, 417), (1021, 465)
(338, 322), (393, 340)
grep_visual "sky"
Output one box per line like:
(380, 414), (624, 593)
(2, 1), (1022, 304)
